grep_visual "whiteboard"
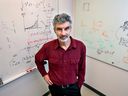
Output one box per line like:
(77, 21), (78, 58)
(74, 0), (128, 71)
(0, 0), (58, 85)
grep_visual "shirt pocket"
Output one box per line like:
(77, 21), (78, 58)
(70, 58), (80, 65)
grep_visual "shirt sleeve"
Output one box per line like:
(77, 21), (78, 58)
(35, 44), (48, 77)
(77, 44), (86, 88)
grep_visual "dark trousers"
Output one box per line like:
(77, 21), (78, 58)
(48, 83), (81, 96)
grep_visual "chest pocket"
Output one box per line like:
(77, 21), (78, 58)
(66, 58), (80, 69)
(67, 58), (80, 74)
(69, 58), (80, 65)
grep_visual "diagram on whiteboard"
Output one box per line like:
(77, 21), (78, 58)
(0, 0), (58, 83)
(75, 0), (128, 71)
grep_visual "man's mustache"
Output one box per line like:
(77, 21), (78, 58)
(60, 35), (68, 39)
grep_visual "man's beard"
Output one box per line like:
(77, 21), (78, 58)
(58, 35), (70, 42)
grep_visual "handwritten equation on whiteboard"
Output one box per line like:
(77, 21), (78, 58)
(0, 0), (58, 81)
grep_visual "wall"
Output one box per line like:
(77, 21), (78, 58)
(86, 57), (128, 96)
(73, 0), (128, 96)
(0, 0), (73, 96)
(74, 0), (128, 72)
(1, 1), (128, 96)
(0, 0), (58, 85)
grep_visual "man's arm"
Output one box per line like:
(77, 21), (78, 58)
(77, 44), (86, 88)
(35, 44), (53, 85)
(35, 44), (48, 77)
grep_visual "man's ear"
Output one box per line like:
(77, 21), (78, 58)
(53, 27), (56, 33)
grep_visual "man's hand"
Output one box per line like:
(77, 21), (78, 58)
(44, 74), (53, 85)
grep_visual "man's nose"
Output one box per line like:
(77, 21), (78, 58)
(61, 30), (66, 35)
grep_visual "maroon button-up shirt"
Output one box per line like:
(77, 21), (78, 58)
(35, 37), (86, 88)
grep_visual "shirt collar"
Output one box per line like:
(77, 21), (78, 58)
(54, 36), (77, 50)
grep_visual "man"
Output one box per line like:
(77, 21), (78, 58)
(35, 13), (86, 96)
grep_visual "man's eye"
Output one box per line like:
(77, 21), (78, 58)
(56, 28), (62, 31)
(65, 26), (70, 30)
(56, 26), (70, 31)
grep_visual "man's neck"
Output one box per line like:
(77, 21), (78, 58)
(59, 38), (71, 50)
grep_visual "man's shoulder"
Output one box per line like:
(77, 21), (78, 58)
(43, 39), (57, 47)
(73, 38), (86, 46)
(72, 38), (86, 51)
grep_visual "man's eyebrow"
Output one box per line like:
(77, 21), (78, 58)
(65, 26), (70, 29)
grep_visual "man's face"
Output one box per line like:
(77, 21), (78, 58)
(54, 22), (71, 43)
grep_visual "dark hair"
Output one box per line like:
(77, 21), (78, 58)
(53, 13), (72, 27)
